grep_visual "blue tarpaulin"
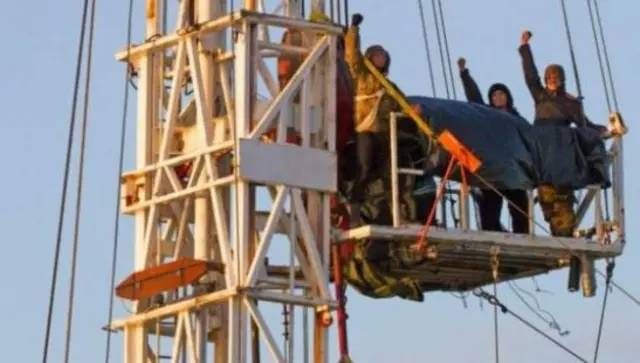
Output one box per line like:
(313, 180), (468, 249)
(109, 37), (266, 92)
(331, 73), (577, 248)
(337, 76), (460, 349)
(406, 96), (610, 191)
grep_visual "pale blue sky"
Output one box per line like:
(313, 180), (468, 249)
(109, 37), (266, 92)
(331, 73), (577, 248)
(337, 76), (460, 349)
(1, 0), (639, 362)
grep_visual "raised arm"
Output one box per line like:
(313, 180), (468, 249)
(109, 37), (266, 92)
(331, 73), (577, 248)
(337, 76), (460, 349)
(344, 14), (366, 79)
(517, 31), (545, 101)
(457, 57), (485, 105)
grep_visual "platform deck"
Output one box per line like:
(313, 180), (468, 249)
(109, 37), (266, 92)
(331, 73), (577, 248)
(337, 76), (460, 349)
(332, 224), (622, 292)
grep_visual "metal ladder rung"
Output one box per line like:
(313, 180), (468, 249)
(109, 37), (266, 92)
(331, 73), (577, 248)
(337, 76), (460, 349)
(397, 167), (424, 176)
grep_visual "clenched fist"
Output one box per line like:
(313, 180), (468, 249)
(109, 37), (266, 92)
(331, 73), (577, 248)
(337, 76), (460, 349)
(352, 13), (363, 27)
(521, 30), (532, 45)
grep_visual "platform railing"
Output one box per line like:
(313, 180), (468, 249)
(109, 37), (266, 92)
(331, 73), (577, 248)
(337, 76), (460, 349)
(387, 111), (625, 245)
(389, 112), (425, 227)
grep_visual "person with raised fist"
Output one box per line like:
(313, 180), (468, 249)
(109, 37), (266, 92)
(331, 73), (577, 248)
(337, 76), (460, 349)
(518, 29), (608, 240)
(344, 12), (421, 227)
(518, 30), (605, 133)
(456, 56), (530, 235)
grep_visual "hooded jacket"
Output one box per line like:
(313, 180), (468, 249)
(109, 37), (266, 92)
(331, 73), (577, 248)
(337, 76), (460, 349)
(518, 43), (603, 131)
(459, 68), (521, 117)
(344, 24), (405, 134)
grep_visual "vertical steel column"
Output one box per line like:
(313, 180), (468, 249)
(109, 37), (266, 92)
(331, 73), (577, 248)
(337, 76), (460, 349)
(195, 1), (216, 361)
(229, 12), (256, 363)
(127, 0), (163, 362)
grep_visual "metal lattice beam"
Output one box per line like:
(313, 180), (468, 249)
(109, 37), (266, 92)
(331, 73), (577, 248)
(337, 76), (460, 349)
(111, 1), (342, 362)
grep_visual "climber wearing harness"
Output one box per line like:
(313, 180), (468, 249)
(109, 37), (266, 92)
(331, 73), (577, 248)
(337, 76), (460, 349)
(344, 13), (422, 227)
(456, 57), (530, 234)
(518, 29), (608, 237)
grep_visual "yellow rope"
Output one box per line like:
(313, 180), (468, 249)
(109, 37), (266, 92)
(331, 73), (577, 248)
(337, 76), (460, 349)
(362, 57), (435, 138)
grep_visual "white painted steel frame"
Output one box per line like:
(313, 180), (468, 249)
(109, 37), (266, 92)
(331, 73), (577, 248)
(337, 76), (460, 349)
(113, 0), (339, 362)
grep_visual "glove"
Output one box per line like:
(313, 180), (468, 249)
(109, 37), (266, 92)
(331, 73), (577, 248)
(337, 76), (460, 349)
(521, 30), (532, 45)
(352, 13), (363, 27)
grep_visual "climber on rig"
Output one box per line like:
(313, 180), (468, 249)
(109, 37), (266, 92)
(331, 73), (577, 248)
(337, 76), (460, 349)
(344, 12), (423, 227)
(518, 29), (609, 238)
(518, 30), (607, 133)
(456, 57), (530, 235)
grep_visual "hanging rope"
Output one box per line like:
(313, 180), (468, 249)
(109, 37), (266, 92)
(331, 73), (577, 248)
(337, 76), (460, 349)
(508, 281), (569, 336)
(429, 0), (450, 98)
(583, 8), (616, 359)
(558, 0), (592, 206)
(416, 0), (437, 97)
(531, 277), (554, 295)
(474, 289), (589, 363)
(329, 0), (334, 22)
(488, 249), (501, 363)
(582, 15), (626, 358)
(41, 0), (92, 361)
(593, 259), (615, 363)
(432, 0), (460, 228)
(597, 270), (640, 307)
(104, 0), (134, 362)
(593, 0), (620, 111)
(63, 0), (97, 361)
(559, 0), (583, 98)
(343, 0), (349, 26)
(586, 0), (611, 112)
(435, 0), (456, 100)
(583, 0), (613, 226)
(419, 0), (459, 227)
(492, 283), (499, 363)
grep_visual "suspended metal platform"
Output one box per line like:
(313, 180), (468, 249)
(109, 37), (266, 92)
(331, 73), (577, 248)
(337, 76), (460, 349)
(336, 224), (622, 292)
(263, 223), (622, 295)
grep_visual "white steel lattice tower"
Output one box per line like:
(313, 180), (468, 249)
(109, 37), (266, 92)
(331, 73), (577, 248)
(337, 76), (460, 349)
(107, 0), (629, 361)
(110, 0), (341, 362)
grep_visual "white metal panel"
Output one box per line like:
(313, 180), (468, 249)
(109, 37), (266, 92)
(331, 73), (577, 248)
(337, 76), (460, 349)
(238, 138), (337, 192)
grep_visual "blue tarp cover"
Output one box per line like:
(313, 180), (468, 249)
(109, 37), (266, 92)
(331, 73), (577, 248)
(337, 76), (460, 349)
(407, 96), (610, 191)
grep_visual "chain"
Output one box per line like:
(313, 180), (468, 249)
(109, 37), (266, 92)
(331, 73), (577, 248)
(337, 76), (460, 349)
(490, 246), (500, 282)
(473, 289), (506, 312)
(282, 302), (290, 343)
(593, 257), (615, 362)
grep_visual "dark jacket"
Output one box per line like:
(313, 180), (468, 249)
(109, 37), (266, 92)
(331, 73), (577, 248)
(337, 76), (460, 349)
(459, 68), (522, 117)
(518, 44), (603, 131)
